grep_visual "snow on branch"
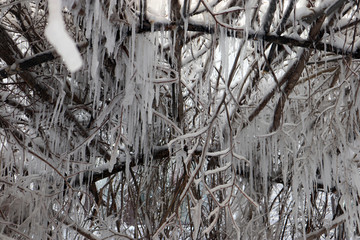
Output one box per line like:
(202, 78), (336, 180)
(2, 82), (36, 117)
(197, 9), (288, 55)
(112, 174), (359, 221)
(45, 0), (83, 72)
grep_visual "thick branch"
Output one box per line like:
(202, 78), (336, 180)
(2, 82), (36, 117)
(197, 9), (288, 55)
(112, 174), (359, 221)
(270, 15), (325, 131)
(135, 21), (360, 59)
(0, 41), (88, 80)
(1, 20), (358, 82)
(262, 0), (278, 34)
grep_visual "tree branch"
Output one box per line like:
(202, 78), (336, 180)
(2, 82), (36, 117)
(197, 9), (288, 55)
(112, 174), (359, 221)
(0, 41), (88, 80)
(1, 18), (358, 83)
(54, 210), (102, 240)
(299, 215), (346, 240)
(135, 21), (360, 59)
(270, 15), (326, 131)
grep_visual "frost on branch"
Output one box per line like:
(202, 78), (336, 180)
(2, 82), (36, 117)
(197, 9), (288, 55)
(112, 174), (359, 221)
(0, 0), (360, 239)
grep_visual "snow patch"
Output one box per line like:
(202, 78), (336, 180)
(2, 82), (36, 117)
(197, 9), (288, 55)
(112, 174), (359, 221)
(45, 0), (83, 72)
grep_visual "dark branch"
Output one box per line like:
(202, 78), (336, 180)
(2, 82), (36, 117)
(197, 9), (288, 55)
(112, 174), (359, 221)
(1, 19), (358, 82)
(0, 41), (88, 80)
(135, 21), (360, 59)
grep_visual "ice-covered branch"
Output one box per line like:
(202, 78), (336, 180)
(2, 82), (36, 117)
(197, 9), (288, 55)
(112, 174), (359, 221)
(300, 215), (347, 240)
(53, 210), (101, 240)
